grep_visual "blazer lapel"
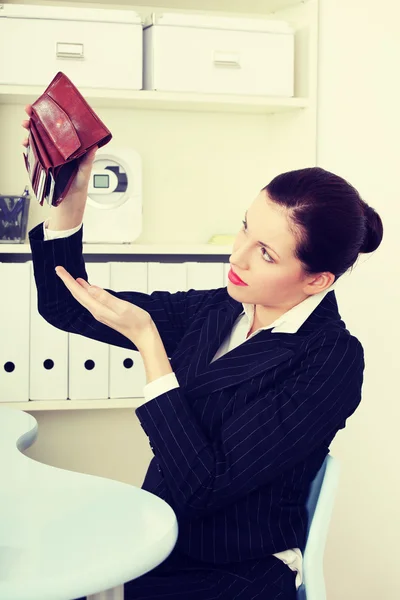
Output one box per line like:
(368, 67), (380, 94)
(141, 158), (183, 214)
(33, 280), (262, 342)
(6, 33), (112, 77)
(185, 334), (294, 397)
(189, 298), (242, 378)
(175, 289), (342, 398)
(179, 297), (295, 397)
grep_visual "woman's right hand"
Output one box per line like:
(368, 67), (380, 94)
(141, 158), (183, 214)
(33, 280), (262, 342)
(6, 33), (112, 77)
(22, 104), (97, 229)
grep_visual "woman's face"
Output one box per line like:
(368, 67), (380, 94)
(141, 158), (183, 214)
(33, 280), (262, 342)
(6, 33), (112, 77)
(227, 190), (332, 314)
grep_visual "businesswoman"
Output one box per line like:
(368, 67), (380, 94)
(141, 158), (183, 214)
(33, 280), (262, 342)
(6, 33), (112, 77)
(23, 109), (383, 600)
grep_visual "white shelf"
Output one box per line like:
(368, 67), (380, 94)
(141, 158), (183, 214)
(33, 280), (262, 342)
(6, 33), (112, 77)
(0, 399), (142, 411)
(0, 242), (232, 255)
(0, 85), (308, 114)
(3, 0), (305, 16)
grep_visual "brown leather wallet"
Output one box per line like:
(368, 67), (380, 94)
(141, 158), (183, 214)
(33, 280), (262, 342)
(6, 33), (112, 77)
(24, 71), (112, 207)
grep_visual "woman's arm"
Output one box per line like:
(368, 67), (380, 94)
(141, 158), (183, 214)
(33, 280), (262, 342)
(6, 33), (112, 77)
(29, 222), (222, 357)
(135, 321), (174, 383)
(25, 107), (221, 356)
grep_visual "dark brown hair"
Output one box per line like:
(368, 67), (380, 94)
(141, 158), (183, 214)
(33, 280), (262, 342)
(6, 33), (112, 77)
(264, 167), (383, 278)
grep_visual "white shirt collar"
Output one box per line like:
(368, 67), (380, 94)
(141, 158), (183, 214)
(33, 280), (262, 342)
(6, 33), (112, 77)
(241, 281), (337, 335)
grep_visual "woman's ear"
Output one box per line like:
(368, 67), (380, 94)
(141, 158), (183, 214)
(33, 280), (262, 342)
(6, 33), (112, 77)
(304, 272), (335, 295)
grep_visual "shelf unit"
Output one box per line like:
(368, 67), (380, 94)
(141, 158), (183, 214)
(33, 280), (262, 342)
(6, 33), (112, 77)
(0, 399), (142, 411)
(0, 86), (309, 114)
(1, 0), (318, 248)
(0, 0), (319, 410)
(3, 0), (306, 15)
(0, 242), (232, 255)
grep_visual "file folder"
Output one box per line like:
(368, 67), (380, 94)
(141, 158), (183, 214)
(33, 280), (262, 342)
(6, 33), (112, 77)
(0, 263), (30, 402)
(68, 262), (110, 400)
(109, 262), (148, 399)
(29, 263), (68, 400)
(147, 262), (187, 294)
(186, 262), (225, 290)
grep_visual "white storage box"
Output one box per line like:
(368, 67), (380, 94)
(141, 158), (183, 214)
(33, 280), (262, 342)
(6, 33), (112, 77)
(0, 4), (143, 90)
(143, 13), (294, 97)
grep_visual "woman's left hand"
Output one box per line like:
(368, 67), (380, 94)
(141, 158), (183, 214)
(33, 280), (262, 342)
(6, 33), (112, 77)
(55, 266), (153, 346)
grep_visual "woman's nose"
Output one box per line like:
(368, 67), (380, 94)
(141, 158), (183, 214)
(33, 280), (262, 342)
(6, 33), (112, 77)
(230, 240), (251, 269)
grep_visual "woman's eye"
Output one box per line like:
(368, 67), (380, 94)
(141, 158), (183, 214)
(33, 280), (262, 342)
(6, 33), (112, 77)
(242, 220), (273, 263)
(260, 247), (273, 263)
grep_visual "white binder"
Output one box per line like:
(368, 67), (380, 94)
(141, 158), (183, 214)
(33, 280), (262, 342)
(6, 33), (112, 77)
(186, 262), (225, 290)
(68, 262), (110, 400)
(0, 263), (30, 402)
(109, 262), (147, 399)
(29, 263), (68, 400)
(147, 262), (187, 293)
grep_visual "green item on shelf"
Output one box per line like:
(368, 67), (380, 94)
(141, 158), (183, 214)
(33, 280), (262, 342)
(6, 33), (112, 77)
(208, 234), (235, 245)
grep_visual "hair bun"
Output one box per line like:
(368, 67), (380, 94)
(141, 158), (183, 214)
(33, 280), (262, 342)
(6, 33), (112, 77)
(360, 204), (384, 254)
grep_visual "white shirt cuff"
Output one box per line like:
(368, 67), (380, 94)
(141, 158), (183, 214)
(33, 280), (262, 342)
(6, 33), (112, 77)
(43, 219), (83, 241)
(142, 372), (180, 404)
(273, 548), (303, 589)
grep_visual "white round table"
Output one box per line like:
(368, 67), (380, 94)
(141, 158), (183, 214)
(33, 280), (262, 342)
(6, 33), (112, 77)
(0, 407), (178, 600)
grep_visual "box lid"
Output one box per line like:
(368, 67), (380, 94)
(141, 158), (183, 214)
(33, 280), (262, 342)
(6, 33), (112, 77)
(144, 12), (293, 34)
(0, 4), (142, 25)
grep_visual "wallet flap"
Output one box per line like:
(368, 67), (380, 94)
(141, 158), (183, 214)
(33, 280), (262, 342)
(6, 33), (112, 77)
(32, 95), (81, 161)
(46, 72), (112, 154)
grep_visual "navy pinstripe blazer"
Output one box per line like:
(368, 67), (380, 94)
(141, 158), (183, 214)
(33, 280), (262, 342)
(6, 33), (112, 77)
(29, 223), (365, 566)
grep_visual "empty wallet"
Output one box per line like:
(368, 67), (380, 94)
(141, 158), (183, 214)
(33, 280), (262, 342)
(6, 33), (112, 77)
(24, 71), (112, 207)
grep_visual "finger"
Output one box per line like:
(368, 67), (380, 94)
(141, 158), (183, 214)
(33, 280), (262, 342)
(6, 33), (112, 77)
(80, 146), (97, 170)
(86, 285), (116, 307)
(56, 267), (86, 288)
(76, 277), (91, 290)
(22, 119), (30, 130)
(87, 145), (98, 160)
(84, 285), (127, 318)
(24, 105), (33, 116)
(22, 138), (29, 148)
(55, 267), (92, 307)
(56, 267), (114, 318)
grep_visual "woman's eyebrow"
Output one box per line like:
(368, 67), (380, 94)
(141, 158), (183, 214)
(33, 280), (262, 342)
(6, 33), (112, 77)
(244, 211), (281, 259)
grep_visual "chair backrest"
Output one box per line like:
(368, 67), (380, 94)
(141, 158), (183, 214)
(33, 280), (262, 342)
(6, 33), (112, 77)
(296, 454), (340, 600)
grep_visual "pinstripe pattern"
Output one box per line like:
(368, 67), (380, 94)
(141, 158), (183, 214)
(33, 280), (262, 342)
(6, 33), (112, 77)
(123, 551), (296, 599)
(29, 224), (364, 600)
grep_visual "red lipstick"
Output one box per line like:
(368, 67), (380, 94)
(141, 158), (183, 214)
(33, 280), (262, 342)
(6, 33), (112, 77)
(228, 268), (248, 286)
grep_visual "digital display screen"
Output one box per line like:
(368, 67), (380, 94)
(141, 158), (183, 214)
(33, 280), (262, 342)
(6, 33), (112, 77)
(93, 174), (110, 189)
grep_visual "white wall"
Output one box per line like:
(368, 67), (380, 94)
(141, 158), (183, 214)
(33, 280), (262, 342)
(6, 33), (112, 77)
(317, 1), (400, 598)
